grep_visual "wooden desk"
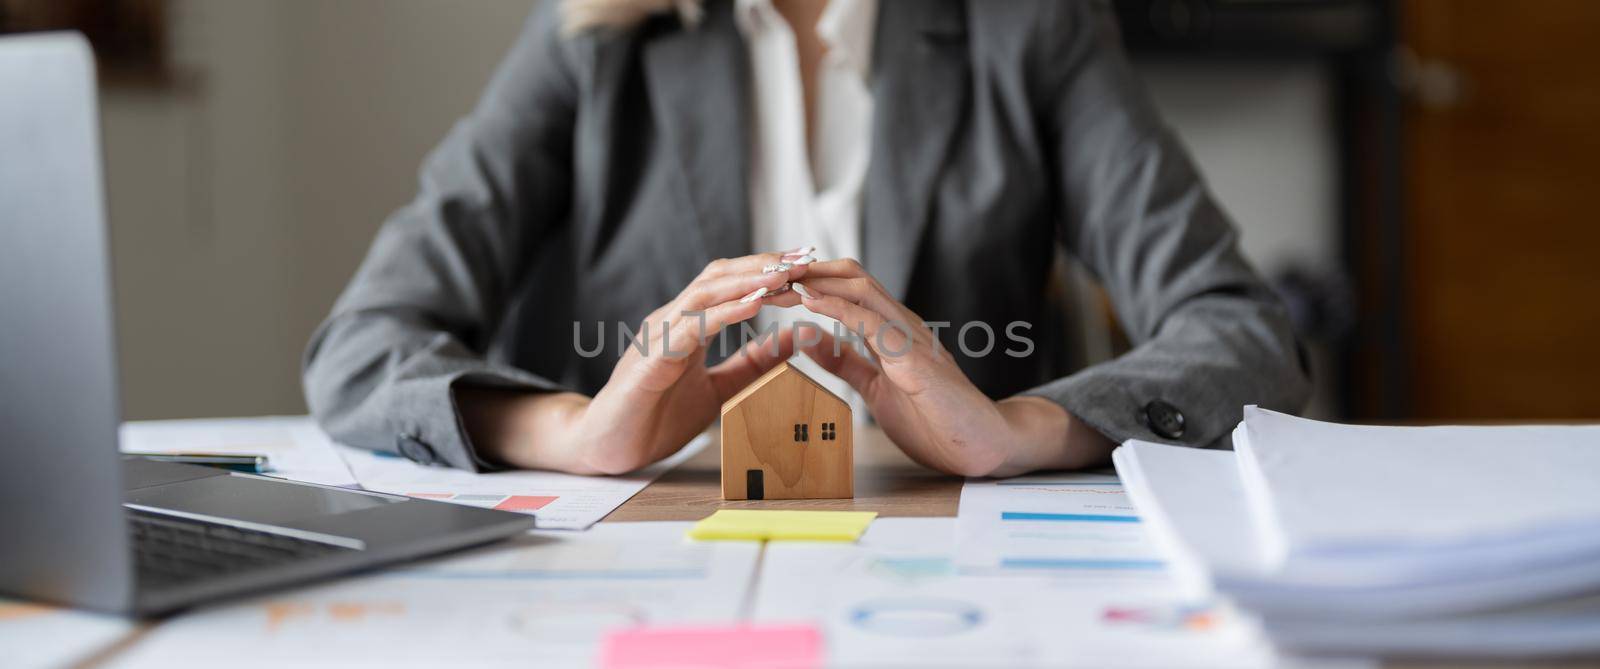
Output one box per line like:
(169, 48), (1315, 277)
(607, 427), (960, 521)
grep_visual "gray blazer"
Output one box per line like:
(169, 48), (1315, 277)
(303, 0), (1311, 471)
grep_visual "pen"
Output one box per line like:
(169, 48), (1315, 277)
(127, 452), (270, 474)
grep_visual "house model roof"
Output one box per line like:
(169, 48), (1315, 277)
(720, 360), (847, 415)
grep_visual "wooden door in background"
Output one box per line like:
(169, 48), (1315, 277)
(1402, 0), (1600, 419)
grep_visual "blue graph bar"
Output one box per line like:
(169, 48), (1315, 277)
(994, 481), (1121, 486)
(1000, 512), (1140, 523)
(1000, 558), (1164, 570)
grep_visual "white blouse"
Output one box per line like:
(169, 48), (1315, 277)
(736, 0), (876, 406)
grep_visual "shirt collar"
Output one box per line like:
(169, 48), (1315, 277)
(735, 0), (877, 81)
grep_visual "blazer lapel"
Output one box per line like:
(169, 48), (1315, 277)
(865, 0), (969, 301)
(643, 1), (752, 264)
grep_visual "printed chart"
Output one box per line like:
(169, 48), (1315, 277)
(403, 492), (558, 512)
(754, 518), (1280, 668)
(333, 435), (708, 530)
(955, 474), (1167, 575)
(107, 523), (760, 669)
(0, 598), (136, 669)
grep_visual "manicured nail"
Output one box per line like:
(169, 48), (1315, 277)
(792, 282), (815, 300)
(791, 255), (817, 265)
(784, 245), (815, 256)
(739, 286), (768, 303)
(768, 283), (791, 296)
(762, 262), (794, 273)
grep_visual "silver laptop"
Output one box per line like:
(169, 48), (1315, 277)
(0, 32), (536, 616)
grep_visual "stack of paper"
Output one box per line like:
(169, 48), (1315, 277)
(1113, 406), (1600, 658)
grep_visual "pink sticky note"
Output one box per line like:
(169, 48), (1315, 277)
(599, 624), (822, 669)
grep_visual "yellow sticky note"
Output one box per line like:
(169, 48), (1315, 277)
(687, 509), (878, 542)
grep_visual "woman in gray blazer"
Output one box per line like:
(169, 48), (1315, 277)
(303, 0), (1310, 477)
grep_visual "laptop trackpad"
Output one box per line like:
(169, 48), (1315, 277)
(125, 474), (401, 529)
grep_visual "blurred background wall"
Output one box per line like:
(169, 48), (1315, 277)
(9, 0), (1592, 422)
(97, 0), (535, 419)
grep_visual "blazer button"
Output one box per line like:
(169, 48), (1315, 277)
(396, 435), (438, 465)
(1142, 400), (1186, 440)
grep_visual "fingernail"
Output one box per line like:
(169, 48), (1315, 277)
(769, 283), (791, 296)
(784, 245), (815, 256)
(792, 282), (815, 300)
(739, 286), (769, 303)
(791, 255), (817, 265)
(762, 262), (795, 273)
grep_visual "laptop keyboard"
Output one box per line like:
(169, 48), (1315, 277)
(129, 509), (356, 588)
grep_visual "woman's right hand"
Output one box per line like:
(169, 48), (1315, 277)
(459, 250), (813, 474)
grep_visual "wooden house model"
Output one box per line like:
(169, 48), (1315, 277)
(720, 361), (853, 500)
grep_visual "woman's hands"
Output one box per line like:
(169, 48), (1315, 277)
(769, 259), (1114, 477)
(461, 251), (812, 474)
(462, 252), (1111, 477)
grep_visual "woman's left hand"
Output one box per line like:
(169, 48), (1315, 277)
(765, 259), (1113, 477)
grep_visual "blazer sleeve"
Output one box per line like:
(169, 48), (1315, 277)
(302, 3), (579, 471)
(1018, 0), (1312, 448)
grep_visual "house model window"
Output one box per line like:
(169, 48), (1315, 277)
(720, 362), (853, 500)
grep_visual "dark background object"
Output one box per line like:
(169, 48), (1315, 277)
(1113, 0), (1384, 56)
(0, 0), (169, 85)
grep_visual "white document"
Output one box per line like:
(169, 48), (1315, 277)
(754, 518), (1354, 668)
(1234, 406), (1600, 560)
(121, 416), (358, 487)
(1113, 441), (1271, 600)
(108, 523), (761, 669)
(0, 599), (137, 669)
(1117, 439), (1600, 624)
(954, 473), (1167, 576)
(334, 434), (706, 530)
(1114, 441), (1436, 613)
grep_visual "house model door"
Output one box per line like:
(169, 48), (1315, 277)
(719, 362), (854, 500)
